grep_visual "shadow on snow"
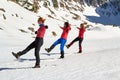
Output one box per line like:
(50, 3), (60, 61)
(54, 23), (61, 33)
(85, 15), (120, 26)
(0, 53), (64, 71)
(0, 67), (34, 71)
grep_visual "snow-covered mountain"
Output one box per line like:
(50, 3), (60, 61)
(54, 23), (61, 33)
(97, 0), (120, 17)
(0, 0), (120, 80)
(94, 0), (120, 26)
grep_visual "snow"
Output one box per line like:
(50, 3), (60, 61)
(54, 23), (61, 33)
(0, 0), (120, 80)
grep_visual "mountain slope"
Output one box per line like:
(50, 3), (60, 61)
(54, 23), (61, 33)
(94, 0), (120, 26)
(0, 0), (120, 80)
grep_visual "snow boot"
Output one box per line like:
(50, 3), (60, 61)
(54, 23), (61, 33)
(66, 44), (70, 49)
(12, 52), (22, 59)
(78, 50), (82, 53)
(45, 45), (55, 53)
(33, 64), (40, 68)
(60, 51), (64, 59)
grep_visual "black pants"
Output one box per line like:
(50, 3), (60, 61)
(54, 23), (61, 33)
(20, 37), (43, 65)
(69, 37), (83, 51)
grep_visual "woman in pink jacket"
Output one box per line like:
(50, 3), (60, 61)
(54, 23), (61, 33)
(45, 22), (71, 58)
(66, 23), (86, 53)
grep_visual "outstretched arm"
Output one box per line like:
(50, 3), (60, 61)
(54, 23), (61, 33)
(60, 26), (64, 29)
(76, 27), (80, 29)
(45, 25), (48, 29)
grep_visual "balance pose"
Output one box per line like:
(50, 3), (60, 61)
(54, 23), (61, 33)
(45, 22), (71, 58)
(12, 17), (48, 68)
(66, 23), (86, 53)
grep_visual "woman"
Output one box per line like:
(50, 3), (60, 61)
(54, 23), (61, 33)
(12, 17), (48, 68)
(45, 22), (71, 58)
(66, 23), (86, 53)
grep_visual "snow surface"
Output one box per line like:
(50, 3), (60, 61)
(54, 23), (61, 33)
(0, 0), (120, 80)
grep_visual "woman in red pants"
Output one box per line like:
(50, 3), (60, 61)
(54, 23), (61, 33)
(66, 23), (86, 53)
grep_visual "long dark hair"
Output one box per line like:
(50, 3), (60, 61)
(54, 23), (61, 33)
(64, 22), (69, 28)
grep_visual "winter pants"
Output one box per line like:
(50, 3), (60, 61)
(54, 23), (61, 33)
(53, 38), (66, 52)
(20, 37), (43, 65)
(69, 37), (83, 51)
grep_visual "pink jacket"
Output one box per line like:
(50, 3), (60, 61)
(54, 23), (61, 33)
(36, 24), (46, 38)
(77, 27), (85, 38)
(60, 25), (71, 40)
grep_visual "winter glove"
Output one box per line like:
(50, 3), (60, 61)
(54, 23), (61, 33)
(45, 25), (48, 29)
(35, 31), (37, 34)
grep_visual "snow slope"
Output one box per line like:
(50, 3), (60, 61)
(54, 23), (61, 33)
(0, 0), (120, 80)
